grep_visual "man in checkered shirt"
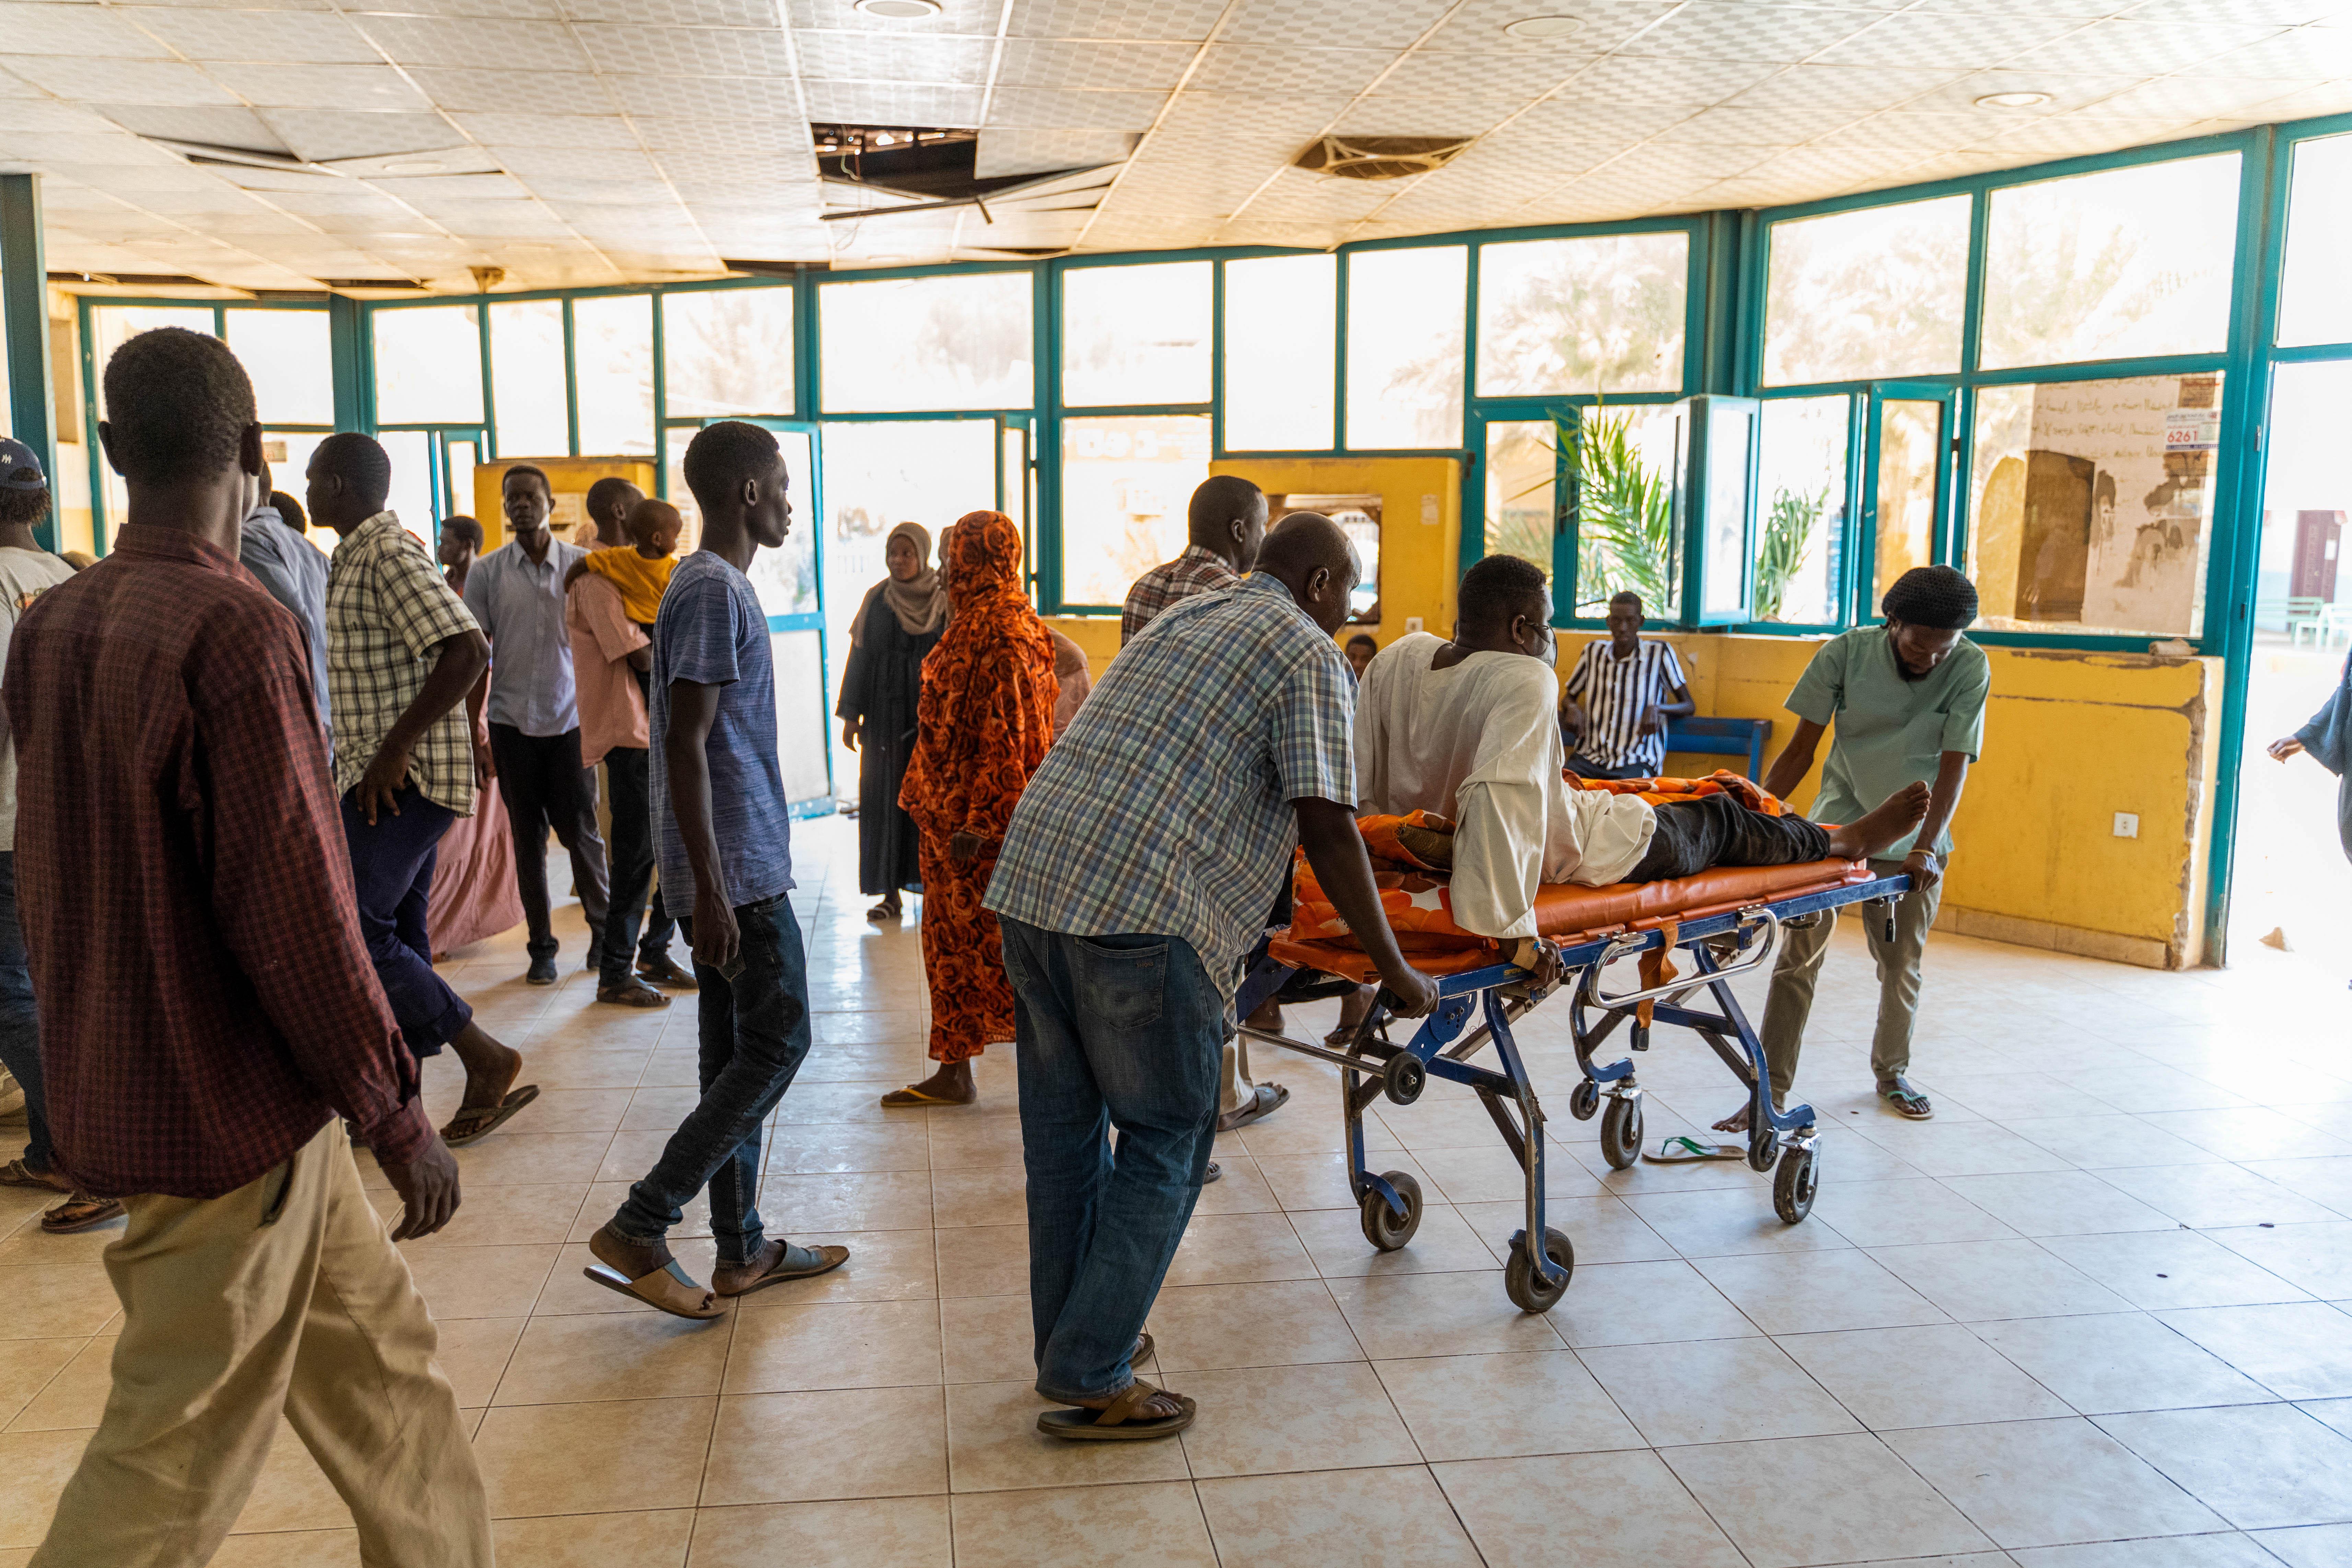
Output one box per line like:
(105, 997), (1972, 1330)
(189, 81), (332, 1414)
(319, 434), (538, 1149)
(989, 512), (1438, 1442)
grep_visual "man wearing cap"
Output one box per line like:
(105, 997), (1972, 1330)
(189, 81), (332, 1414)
(0, 439), (107, 1233)
(1718, 565), (1990, 1129)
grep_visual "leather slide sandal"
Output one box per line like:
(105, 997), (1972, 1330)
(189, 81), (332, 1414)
(714, 1241), (851, 1298)
(440, 1085), (540, 1147)
(1037, 1380), (1197, 1442)
(583, 1258), (726, 1320)
(40, 1194), (124, 1233)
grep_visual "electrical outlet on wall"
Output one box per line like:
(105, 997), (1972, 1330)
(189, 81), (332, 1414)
(2113, 812), (2139, 839)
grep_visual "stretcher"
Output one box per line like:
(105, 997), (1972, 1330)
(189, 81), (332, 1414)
(1235, 860), (1913, 1313)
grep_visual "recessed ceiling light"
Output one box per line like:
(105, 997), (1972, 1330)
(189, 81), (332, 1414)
(383, 161), (445, 174)
(1502, 14), (1584, 40)
(854, 0), (941, 16)
(1975, 91), (2052, 109)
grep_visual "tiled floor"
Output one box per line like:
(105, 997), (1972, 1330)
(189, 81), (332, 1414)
(5, 814), (2352, 1566)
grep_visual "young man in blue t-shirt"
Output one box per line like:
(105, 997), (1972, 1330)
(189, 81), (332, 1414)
(582, 421), (849, 1318)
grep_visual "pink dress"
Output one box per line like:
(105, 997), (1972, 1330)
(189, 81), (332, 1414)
(424, 570), (525, 957)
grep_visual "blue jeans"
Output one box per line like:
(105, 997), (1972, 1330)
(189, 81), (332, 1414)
(1000, 918), (1222, 1405)
(339, 785), (475, 1059)
(0, 852), (50, 1172)
(610, 895), (810, 1264)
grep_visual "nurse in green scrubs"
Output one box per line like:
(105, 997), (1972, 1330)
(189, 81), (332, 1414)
(1717, 566), (1990, 1130)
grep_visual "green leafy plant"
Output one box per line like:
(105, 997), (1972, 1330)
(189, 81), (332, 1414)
(1755, 484), (1826, 622)
(1559, 403), (1675, 614)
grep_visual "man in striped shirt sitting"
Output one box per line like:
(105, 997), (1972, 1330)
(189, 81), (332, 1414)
(1559, 591), (1695, 780)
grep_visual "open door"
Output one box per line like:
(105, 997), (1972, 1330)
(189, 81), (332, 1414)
(1856, 383), (1958, 622)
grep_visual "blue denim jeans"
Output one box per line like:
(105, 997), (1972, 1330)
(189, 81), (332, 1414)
(338, 785), (474, 1058)
(999, 917), (1222, 1405)
(610, 895), (810, 1264)
(0, 851), (49, 1172)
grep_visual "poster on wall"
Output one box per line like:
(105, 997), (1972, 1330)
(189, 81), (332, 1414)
(1972, 373), (2219, 637)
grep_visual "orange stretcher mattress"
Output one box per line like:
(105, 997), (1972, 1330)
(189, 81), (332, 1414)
(1267, 857), (1873, 983)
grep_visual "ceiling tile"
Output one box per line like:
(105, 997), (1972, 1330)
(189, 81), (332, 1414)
(1620, 2), (1878, 65)
(984, 87), (1168, 129)
(451, 113), (644, 149)
(9, 58), (238, 106)
(799, 80), (982, 124)
(1189, 45), (1396, 95)
(496, 144), (661, 181)
(2070, 76), (2323, 119)
(1813, 111), (1994, 149)
(1421, 0), (1679, 55)
(578, 24), (798, 77)
(2124, 0), (2342, 19)
(1979, 114), (2186, 156)
(1655, 104), (1873, 145)
(101, 104), (292, 152)
(993, 38), (1199, 90)
(1222, 0), (1451, 50)
(0, 2), (174, 57)
(604, 74), (804, 117)
(787, 0), (997, 36)
(352, 15), (590, 72)
(0, 130), (185, 165)
(974, 127), (1133, 175)
(1813, 11), (2087, 69)
(372, 0), (565, 17)
(0, 97), (151, 133)
(566, 0), (775, 22)
(120, 7), (378, 62)
(406, 69), (618, 115)
(792, 30), (995, 83)
(206, 63), (434, 112)
(1369, 50), (1589, 97)
(2202, 26), (2352, 76)
(633, 117), (813, 155)
(2002, 18), (2283, 76)
(1724, 65), (1967, 113)
(369, 170), (531, 199)
(1891, 72), (2143, 117)
(1329, 97), (1515, 137)
(258, 111), (468, 164)
(1565, 54), (1777, 103)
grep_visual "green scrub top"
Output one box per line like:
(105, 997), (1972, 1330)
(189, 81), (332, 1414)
(1785, 626), (1990, 858)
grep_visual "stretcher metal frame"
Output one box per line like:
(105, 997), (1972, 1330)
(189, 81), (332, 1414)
(1234, 872), (1912, 1313)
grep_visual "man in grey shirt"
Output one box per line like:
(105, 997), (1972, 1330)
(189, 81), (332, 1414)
(239, 460), (330, 732)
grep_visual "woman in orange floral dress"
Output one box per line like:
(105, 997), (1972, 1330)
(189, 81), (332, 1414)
(881, 510), (1057, 1107)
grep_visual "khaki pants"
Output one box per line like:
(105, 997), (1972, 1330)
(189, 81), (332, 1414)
(34, 1121), (490, 1568)
(1758, 857), (1943, 1105)
(1219, 1036), (1256, 1118)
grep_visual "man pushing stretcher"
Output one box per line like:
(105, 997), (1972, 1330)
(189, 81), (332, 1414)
(1352, 555), (1931, 977)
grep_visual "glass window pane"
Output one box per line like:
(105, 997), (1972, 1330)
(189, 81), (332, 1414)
(1699, 400), (1756, 618)
(2278, 133), (2352, 349)
(1873, 398), (1942, 607)
(1484, 419), (1559, 594)
(1980, 153), (2239, 371)
(1573, 404), (1681, 616)
(380, 428), (435, 542)
(572, 293), (653, 455)
(490, 299), (568, 457)
(1755, 396), (1848, 625)
(1225, 254), (1335, 452)
(373, 304), (482, 426)
(1059, 414), (1210, 607)
(1966, 372), (2221, 637)
(91, 305), (213, 420)
(1763, 195), (1969, 386)
(819, 272), (1033, 413)
(1062, 260), (1211, 408)
(1346, 246), (1465, 450)
(1477, 232), (1687, 397)
(746, 425), (818, 622)
(225, 309), (330, 426)
(663, 286), (795, 417)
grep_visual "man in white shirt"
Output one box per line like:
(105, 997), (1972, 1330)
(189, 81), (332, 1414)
(1356, 556), (1929, 959)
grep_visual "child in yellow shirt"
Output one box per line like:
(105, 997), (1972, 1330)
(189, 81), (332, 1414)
(565, 498), (682, 627)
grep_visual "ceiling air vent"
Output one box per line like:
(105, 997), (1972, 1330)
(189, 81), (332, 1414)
(1292, 135), (1474, 181)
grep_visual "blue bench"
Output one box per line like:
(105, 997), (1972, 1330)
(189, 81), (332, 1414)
(1664, 716), (1773, 781)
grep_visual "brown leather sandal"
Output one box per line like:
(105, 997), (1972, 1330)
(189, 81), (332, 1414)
(1036, 1380), (1196, 1442)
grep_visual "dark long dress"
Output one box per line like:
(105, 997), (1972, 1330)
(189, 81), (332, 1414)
(838, 605), (944, 897)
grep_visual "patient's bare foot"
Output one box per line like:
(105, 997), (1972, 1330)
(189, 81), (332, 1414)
(1712, 1104), (1750, 1134)
(1826, 781), (1931, 861)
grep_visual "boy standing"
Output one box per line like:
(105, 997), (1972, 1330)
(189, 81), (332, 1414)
(583, 422), (846, 1317)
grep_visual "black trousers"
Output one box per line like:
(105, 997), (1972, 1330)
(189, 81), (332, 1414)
(599, 743), (676, 987)
(489, 723), (610, 965)
(1565, 752), (1653, 781)
(1626, 794), (1833, 883)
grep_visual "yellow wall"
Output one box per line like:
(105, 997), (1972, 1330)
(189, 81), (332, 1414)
(1209, 455), (1463, 647)
(1559, 629), (2219, 970)
(473, 457), (660, 547)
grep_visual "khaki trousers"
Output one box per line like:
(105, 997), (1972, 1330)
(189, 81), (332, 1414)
(1219, 1036), (1257, 1118)
(1758, 857), (1944, 1105)
(33, 1121), (491, 1568)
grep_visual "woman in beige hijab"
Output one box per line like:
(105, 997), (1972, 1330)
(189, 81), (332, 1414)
(838, 522), (952, 921)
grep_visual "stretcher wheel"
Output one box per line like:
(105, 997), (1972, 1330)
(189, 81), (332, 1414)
(1599, 1095), (1642, 1170)
(1382, 1052), (1426, 1106)
(1359, 1171), (1423, 1251)
(1747, 1128), (1780, 1173)
(1568, 1079), (1600, 1121)
(1504, 1227), (1575, 1313)
(1773, 1144), (1818, 1224)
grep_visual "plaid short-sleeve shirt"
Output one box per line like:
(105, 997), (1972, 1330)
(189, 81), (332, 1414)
(988, 571), (1355, 998)
(1119, 544), (1241, 646)
(325, 512), (481, 814)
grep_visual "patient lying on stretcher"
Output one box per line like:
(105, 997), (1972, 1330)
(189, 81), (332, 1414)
(1353, 557), (1930, 967)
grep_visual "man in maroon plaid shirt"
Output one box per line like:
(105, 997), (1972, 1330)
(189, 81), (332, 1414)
(10, 327), (490, 1566)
